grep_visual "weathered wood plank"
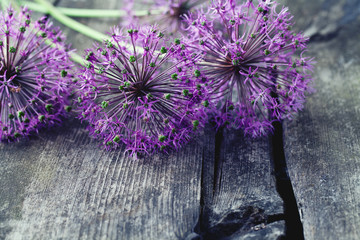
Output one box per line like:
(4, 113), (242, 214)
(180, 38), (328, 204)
(197, 129), (285, 239)
(283, 9), (360, 240)
(0, 120), (203, 239)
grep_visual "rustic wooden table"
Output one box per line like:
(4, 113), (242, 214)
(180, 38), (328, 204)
(0, 0), (359, 239)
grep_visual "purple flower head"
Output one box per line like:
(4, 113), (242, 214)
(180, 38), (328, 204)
(77, 25), (208, 157)
(125, 0), (206, 33)
(184, 0), (315, 137)
(0, 7), (73, 141)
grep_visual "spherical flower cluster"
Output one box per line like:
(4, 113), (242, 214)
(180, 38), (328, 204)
(125, 0), (206, 33)
(184, 0), (314, 137)
(77, 26), (208, 156)
(0, 7), (73, 141)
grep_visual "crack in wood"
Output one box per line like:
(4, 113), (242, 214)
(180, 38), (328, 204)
(213, 128), (224, 197)
(271, 121), (304, 240)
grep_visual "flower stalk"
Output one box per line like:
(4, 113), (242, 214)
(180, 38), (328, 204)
(22, 1), (165, 18)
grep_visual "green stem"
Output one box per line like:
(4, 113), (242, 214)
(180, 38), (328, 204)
(70, 52), (87, 66)
(22, 1), (164, 18)
(34, 0), (108, 42)
(33, 0), (143, 55)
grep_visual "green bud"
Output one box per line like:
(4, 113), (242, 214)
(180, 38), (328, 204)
(182, 89), (189, 96)
(19, 26), (26, 33)
(97, 67), (105, 74)
(174, 38), (180, 45)
(123, 103), (128, 109)
(194, 70), (201, 77)
(14, 132), (20, 138)
(192, 120), (199, 127)
(17, 111), (25, 118)
(158, 32), (164, 38)
(158, 135), (166, 142)
(61, 70), (68, 77)
(264, 49), (271, 55)
(113, 135), (120, 143)
(9, 47), (16, 53)
(164, 93), (171, 100)
(45, 104), (53, 112)
(9, 113), (14, 119)
(199, 40), (204, 45)
(171, 73), (178, 80)
(202, 100), (209, 107)
(149, 62), (156, 67)
(101, 101), (109, 109)
(38, 115), (45, 122)
(164, 118), (169, 124)
(24, 118), (30, 123)
(160, 47), (167, 54)
(129, 55), (136, 62)
(65, 106), (72, 112)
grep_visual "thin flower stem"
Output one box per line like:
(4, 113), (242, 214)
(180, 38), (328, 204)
(70, 52), (88, 66)
(34, 0), (144, 55)
(34, 0), (109, 42)
(21, 1), (165, 18)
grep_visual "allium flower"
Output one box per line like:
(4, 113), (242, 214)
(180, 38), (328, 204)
(77, 25), (207, 156)
(184, 0), (314, 137)
(0, 7), (73, 141)
(125, 0), (206, 33)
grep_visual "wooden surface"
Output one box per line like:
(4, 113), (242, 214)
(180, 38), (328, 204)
(282, 0), (360, 238)
(0, 0), (359, 239)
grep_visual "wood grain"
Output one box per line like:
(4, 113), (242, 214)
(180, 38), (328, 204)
(283, 15), (360, 240)
(0, 120), (203, 240)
